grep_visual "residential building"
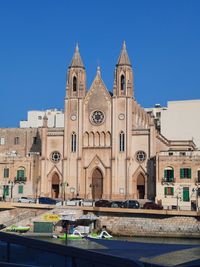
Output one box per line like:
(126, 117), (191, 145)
(20, 109), (64, 128)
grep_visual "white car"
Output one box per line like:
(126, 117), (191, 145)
(18, 197), (36, 203)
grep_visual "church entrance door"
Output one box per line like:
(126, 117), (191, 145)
(137, 173), (145, 199)
(51, 173), (59, 198)
(92, 168), (103, 200)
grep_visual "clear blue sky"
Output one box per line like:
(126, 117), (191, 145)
(0, 0), (200, 127)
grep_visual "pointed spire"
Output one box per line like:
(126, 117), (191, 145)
(97, 65), (101, 76)
(69, 43), (84, 68)
(117, 41), (131, 66)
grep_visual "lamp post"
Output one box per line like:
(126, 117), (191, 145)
(192, 187), (199, 211)
(60, 182), (69, 203)
(8, 181), (14, 202)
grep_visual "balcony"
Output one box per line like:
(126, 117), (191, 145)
(161, 177), (175, 184)
(195, 178), (200, 185)
(14, 177), (27, 183)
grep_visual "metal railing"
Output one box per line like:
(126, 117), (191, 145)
(0, 232), (140, 267)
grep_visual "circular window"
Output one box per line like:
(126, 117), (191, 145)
(136, 151), (146, 163)
(90, 110), (105, 125)
(51, 151), (61, 163)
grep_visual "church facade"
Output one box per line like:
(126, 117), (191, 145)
(40, 43), (198, 205)
(0, 43), (199, 210)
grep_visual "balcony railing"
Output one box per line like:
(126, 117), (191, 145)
(161, 177), (175, 184)
(14, 176), (27, 183)
(195, 178), (200, 184)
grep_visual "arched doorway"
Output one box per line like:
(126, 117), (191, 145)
(137, 173), (145, 199)
(92, 168), (103, 200)
(51, 173), (59, 198)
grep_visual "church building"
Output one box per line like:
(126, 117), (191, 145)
(0, 42), (199, 210)
(40, 42), (197, 205)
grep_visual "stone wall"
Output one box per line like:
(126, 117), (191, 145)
(99, 214), (200, 238)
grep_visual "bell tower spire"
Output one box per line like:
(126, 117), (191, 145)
(66, 44), (86, 98)
(113, 41), (134, 98)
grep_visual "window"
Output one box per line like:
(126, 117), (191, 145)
(4, 168), (9, 178)
(183, 187), (190, 202)
(73, 76), (77, 92)
(156, 112), (161, 118)
(164, 187), (174, 196)
(33, 137), (37, 144)
(197, 170), (200, 183)
(14, 137), (20, 145)
(0, 137), (5, 145)
(16, 169), (25, 182)
(51, 151), (61, 163)
(180, 168), (191, 179)
(120, 75), (125, 91)
(164, 167), (174, 182)
(18, 185), (23, 194)
(3, 185), (9, 196)
(136, 151), (146, 163)
(38, 116), (42, 120)
(71, 132), (76, 152)
(119, 131), (125, 152)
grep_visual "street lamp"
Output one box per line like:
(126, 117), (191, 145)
(8, 180), (15, 202)
(60, 182), (69, 202)
(192, 187), (199, 211)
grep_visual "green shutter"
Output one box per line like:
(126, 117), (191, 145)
(170, 169), (174, 179)
(4, 186), (9, 196)
(18, 185), (23, 194)
(171, 187), (174, 195)
(188, 168), (191, 178)
(183, 187), (189, 202)
(164, 187), (167, 195)
(180, 168), (184, 178)
(164, 170), (167, 178)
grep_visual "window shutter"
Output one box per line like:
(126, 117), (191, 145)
(18, 185), (23, 194)
(164, 187), (167, 195)
(183, 187), (189, 202)
(171, 169), (174, 178)
(164, 170), (167, 178)
(171, 187), (174, 195)
(180, 168), (184, 178)
(188, 168), (191, 178)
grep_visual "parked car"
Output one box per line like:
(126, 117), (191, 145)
(94, 199), (111, 207)
(143, 202), (163, 210)
(18, 197), (36, 203)
(109, 201), (124, 208)
(66, 198), (83, 206)
(38, 197), (58, 205)
(123, 200), (140, 209)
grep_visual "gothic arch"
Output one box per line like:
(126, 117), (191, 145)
(105, 131), (111, 147)
(91, 168), (103, 200)
(100, 131), (105, 147)
(137, 172), (145, 199)
(89, 131), (95, 147)
(132, 166), (147, 199)
(95, 132), (100, 147)
(51, 172), (60, 198)
(83, 131), (89, 147)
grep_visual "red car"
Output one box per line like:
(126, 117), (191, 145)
(143, 202), (163, 210)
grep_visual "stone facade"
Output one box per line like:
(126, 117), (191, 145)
(99, 214), (200, 237)
(0, 42), (199, 210)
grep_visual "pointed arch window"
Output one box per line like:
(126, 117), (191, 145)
(73, 76), (77, 92)
(121, 75), (125, 92)
(71, 132), (77, 152)
(119, 131), (125, 152)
